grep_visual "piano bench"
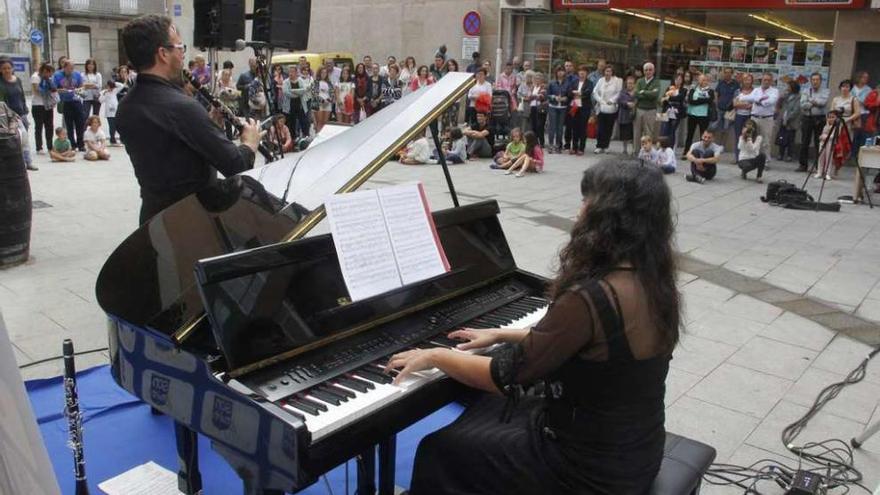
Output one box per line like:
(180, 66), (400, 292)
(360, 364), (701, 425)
(649, 432), (716, 495)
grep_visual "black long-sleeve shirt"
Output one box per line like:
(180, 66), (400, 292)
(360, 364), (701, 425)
(116, 74), (255, 223)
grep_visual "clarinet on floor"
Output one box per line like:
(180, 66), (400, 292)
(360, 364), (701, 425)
(182, 69), (275, 163)
(63, 339), (90, 495)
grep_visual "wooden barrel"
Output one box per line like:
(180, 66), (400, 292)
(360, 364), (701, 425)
(0, 133), (32, 267)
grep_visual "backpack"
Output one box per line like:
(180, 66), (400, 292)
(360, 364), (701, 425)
(761, 179), (840, 212)
(761, 180), (799, 203)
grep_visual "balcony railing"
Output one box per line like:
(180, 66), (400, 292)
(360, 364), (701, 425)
(52, 0), (165, 17)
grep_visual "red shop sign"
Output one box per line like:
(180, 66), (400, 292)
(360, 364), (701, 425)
(555, 0), (864, 8)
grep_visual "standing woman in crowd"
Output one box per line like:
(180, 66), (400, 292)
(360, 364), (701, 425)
(410, 65), (434, 93)
(400, 56), (417, 91)
(831, 79), (862, 139)
(313, 66), (334, 133)
(568, 65), (593, 156)
(732, 73), (754, 161)
(82, 59), (102, 117)
(592, 65), (621, 154)
(516, 70), (533, 132)
(353, 63), (369, 123)
(0, 56), (35, 170)
(617, 75), (637, 156)
(335, 65), (355, 124)
(659, 73), (685, 152)
(683, 74), (715, 157)
(546, 66), (569, 154)
(466, 68), (493, 127)
(298, 63), (315, 131)
(777, 80), (801, 162)
(677, 70), (694, 152)
(528, 72), (547, 146)
(366, 63), (385, 116)
(441, 59), (462, 130)
(31, 62), (56, 156)
(271, 64), (285, 111)
(382, 64), (404, 107)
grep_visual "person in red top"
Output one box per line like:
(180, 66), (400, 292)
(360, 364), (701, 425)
(409, 65), (434, 93)
(353, 63), (369, 123)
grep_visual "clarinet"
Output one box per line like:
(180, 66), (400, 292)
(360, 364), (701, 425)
(63, 339), (90, 495)
(182, 70), (274, 162)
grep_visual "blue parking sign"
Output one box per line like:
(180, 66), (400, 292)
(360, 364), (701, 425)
(29, 29), (44, 45)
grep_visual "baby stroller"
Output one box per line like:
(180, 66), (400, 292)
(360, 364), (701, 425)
(491, 89), (512, 152)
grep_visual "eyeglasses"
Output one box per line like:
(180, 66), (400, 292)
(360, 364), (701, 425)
(163, 43), (187, 54)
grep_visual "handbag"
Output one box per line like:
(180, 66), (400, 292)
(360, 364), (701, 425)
(851, 97), (862, 130)
(724, 109), (736, 122)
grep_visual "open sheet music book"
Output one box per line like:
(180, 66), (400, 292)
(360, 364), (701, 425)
(326, 183), (450, 302)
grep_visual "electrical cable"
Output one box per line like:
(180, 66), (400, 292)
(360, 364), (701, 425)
(703, 341), (880, 494)
(18, 346), (109, 369)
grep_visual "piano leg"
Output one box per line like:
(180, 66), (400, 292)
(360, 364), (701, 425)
(357, 447), (376, 494)
(378, 435), (397, 495)
(174, 422), (203, 495)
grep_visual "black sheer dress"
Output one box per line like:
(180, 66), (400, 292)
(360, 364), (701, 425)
(409, 270), (673, 494)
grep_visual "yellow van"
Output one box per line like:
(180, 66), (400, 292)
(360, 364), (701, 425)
(271, 52), (355, 70)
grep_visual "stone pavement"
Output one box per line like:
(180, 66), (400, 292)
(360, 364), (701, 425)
(2, 134), (880, 493)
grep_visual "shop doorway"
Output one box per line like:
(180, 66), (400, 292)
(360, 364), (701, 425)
(854, 42), (880, 85)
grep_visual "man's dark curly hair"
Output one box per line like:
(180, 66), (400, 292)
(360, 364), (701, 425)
(122, 14), (173, 73)
(551, 159), (680, 349)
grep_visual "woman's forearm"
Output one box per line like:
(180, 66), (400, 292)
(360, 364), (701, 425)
(494, 328), (529, 343)
(431, 349), (499, 393)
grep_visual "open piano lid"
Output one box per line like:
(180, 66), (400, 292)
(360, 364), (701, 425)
(95, 72), (475, 343)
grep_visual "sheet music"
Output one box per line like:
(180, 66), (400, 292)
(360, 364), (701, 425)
(378, 184), (449, 285)
(326, 190), (402, 302)
(98, 461), (181, 494)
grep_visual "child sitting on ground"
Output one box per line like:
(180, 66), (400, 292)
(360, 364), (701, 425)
(491, 127), (524, 169)
(655, 136), (677, 174)
(637, 135), (659, 167)
(506, 131), (544, 177)
(268, 115), (295, 153)
(50, 127), (76, 162)
(398, 136), (433, 165)
(83, 116), (111, 161)
(441, 127), (467, 164)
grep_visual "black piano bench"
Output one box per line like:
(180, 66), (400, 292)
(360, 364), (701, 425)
(649, 432), (716, 495)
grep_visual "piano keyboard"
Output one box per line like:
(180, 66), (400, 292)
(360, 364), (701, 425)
(279, 296), (549, 441)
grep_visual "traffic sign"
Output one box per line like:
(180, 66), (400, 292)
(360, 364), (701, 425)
(463, 11), (481, 36)
(29, 29), (44, 45)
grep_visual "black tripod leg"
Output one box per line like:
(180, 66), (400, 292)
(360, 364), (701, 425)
(357, 446), (376, 494)
(174, 422), (203, 495)
(429, 119), (460, 207)
(378, 435), (397, 495)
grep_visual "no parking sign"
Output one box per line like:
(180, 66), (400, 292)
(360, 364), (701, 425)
(463, 11), (481, 36)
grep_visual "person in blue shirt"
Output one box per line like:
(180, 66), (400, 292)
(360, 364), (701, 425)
(53, 60), (86, 151)
(547, 66), (571, 154)
(712, 67), (739, 141)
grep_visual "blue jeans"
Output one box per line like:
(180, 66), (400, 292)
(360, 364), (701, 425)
(548, 107), (566, 149)
(733, 114), (751, 161)
(660, 119), (680, 149)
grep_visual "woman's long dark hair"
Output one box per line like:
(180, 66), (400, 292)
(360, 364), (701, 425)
(551, 159), (680, 348)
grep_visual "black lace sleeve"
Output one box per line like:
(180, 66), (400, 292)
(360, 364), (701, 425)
(489, 291), (594, 395)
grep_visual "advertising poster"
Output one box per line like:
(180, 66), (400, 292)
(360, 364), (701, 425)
(805, 43), (825, 65)
(730, 41), (747, 63)
(752, 42), (770, 63)
(776, 42), (795, 65)
(706, 40), (724, 61)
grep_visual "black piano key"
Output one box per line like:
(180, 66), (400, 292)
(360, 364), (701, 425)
(287, 398), (320, 416)
(296, 395), (329, 412)
(341, 375), (375, 391)
(415, 341), (446, 349)
(355, 368), (393, 385)
(308, 389), (342, 406)
(431, 335), (461, 347)
(492, 308), (520, 319)
(324, 384), (356, 399)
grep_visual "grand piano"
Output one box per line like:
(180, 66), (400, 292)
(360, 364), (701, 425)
(95, 73), (553, 494)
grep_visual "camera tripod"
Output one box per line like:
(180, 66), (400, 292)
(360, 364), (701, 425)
(801, 113), (873, 209)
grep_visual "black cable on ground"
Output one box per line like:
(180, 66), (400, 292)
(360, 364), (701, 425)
(703, 341), (880, 494)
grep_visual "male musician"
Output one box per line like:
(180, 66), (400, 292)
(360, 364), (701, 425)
(116, 14), (260, 224)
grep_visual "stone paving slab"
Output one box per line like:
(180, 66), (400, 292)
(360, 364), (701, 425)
(2, 129), (880, 492)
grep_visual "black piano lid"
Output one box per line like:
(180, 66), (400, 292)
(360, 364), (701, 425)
(194, 200), (516, 375)
(94, 73), (476, 343)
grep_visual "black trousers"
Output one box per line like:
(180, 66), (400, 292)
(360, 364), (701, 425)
(62, 100), (86, 151)
(738, 153), (766, 178)
(31, 105), (53, 151)
(288, 103), (309, 138)
(563, 111), (573, 149)
(684, 115), (710, 154)
(799, 115), (825, 169)
(84, 100), (101, 117)
(530, 110), (546, 146)
(690, 148), (717, 180)
(571, 108), (588, 152)
(596, 112), (616, 149)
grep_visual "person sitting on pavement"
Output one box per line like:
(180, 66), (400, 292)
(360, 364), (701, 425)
(464, 112), (495, 159)
(50, 127), (76, 162)
(685, 130), (722, 184)
(637, 135), (659, 167)
(737, 119), (766, 183)
(83, 115), (111, 161)
(398, 136), (433, 165)
(444, 127), (467, 164)
(655, 136), (677, 174)
(491, 127), (525, 170)
(505, 130), (544, 177)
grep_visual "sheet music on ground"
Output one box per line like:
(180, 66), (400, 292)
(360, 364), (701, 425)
(326, 183), (450, 302)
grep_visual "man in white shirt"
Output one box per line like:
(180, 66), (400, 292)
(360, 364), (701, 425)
(379, 56), (396, 78)
(740, 73), (779, 161)
(323, 59), (341, 85)
(798, 72), (829, 172)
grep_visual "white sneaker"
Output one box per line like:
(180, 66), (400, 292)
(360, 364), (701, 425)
(593, 148), (601, 154)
